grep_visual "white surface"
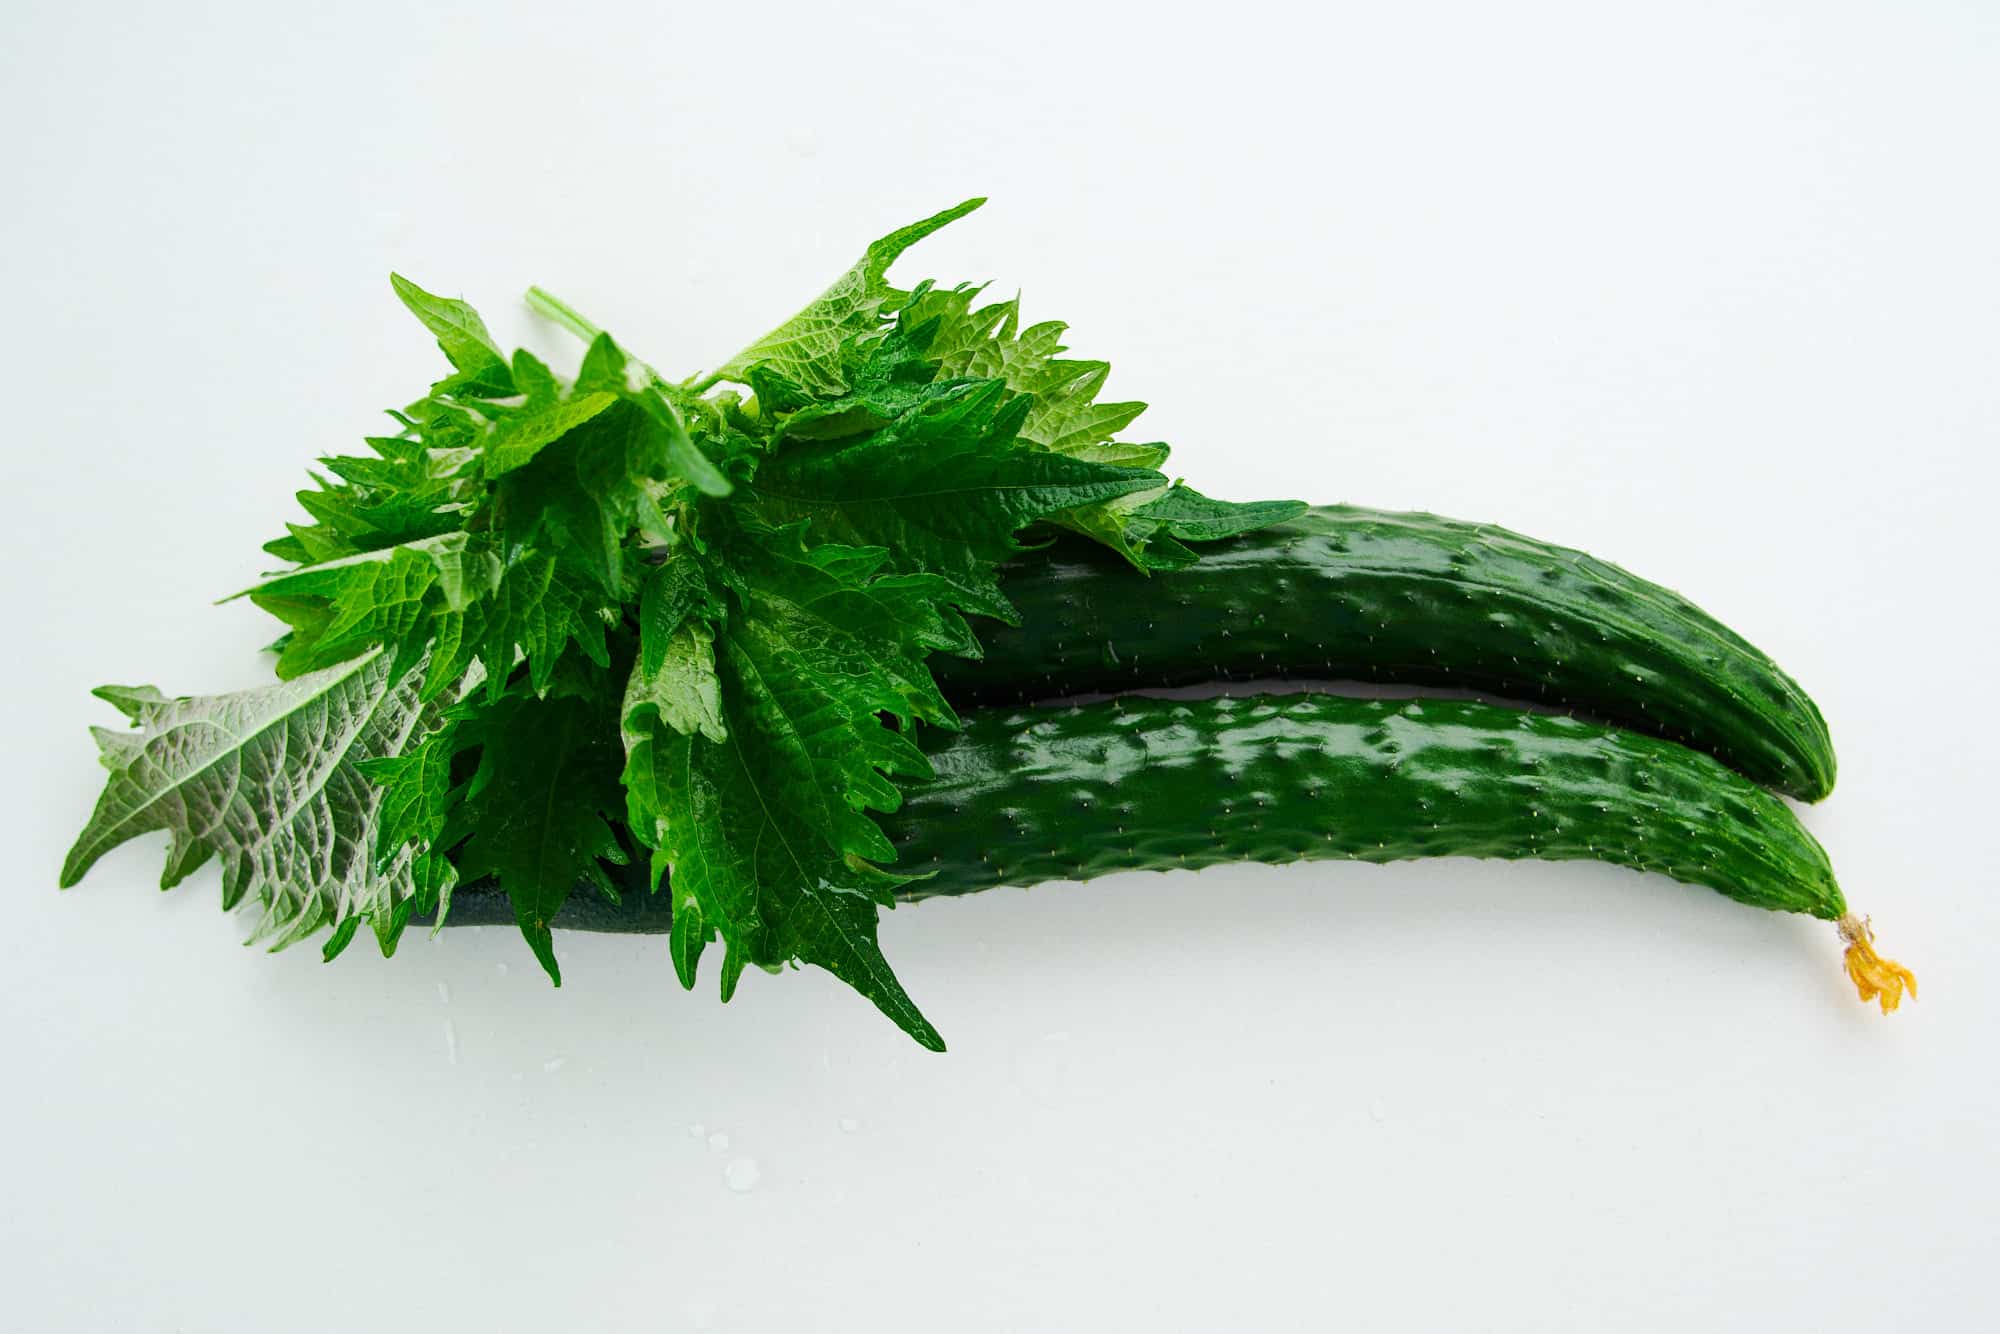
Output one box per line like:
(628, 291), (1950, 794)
(3, 2), (1995, 1330)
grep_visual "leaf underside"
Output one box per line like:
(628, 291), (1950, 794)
(62, 649), (453, 958)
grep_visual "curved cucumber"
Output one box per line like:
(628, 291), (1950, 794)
(440, 692), (1843, 932)
(933, 505), (1837, 801)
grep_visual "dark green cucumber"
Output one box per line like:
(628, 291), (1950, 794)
(438, 692), (1843, 933)
(933, 505), (1836, 801)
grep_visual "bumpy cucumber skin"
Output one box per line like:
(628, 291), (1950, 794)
(933, 506), (1837, 802)
(440, 693), (1843, 932)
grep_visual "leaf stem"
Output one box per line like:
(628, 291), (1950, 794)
(523, 287), (603, 344)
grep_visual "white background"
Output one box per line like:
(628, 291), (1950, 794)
(4, 2), (1995, 1330)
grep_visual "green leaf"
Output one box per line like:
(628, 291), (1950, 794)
(657, 630), (721, 726)
(1059, 486), (1312, 573)
(624, 521), (970, 1047)
(655, 708), (943, 1048)
(321, 915), (364, 962)
(248, 545), (439, 676)
(908, 286), (1152, 458)
(519, 304), (732, 496)
(668, 898), (711, 990)
(353, 664), (478, 936)
(619, 551), (728, 851)
(574, 333), (629, 395)
(420, 530), (506, 612)
(264, 417), (482, 566)
(390, 273), (510, 384)
(745, 379), (1165, 620)
(91, 684), (167, 720)
(510, 349), (561, 408)
(240, 532), (502, 686)
(61, 648), (451, 957)
(630, 378), (733, 497)
(483, 391), (620, 476)
(1132, 484), (1309, 543)
(623, 610), (726, 746)
(751, 312), (956, 440)
(896, 286), (1182, 563)
(287, 480), (464, 555)
(360, 733), (456, 870)
(492, 399), (654, 597)
(897, 287), (1311, 566)
(638, 552), (717, 659)
(451, 689), (627, 984)
(434, 552), (611, 699)
(712, 199), (985, 395)
(493, 384), (741, 597)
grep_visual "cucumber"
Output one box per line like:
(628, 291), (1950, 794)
(933, 505), (1837, 801)
(439, 692), (1842, 933)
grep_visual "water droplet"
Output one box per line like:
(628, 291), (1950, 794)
(542, 1056), (567, 1074)
(443, 1020), (460, 1066)
(708, 1132), (731, 1152)
(688, 1123), (706, 1139)
(1369, 1101), (1386, 1123)
(496, 961), (510, 977)
(724, 1157), (761, 1192)
(435, 981), (451, 1005)
(838, 1117), (860, 1134)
